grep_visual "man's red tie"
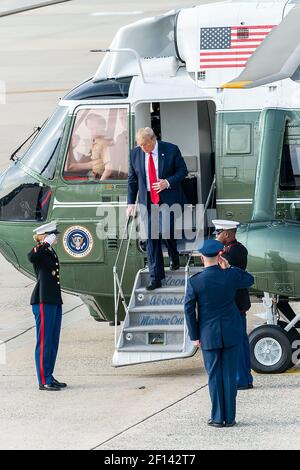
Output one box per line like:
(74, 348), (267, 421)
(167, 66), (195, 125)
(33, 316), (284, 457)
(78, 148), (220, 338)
(148, 152), (160, 205)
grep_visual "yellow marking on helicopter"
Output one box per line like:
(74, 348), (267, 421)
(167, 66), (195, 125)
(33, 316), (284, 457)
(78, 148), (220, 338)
(221, 81), (253, 89)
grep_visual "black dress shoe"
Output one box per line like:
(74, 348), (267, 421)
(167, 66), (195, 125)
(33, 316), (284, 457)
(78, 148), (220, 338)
(237, 384), (253, 390)
(146, 280), (162, 291)
(52, 378), (67, 388)
(207, 419), (224, 428)
(39, 384), (61, 391)
(225, 421), (236, 427)
(170, 262), (180, 271)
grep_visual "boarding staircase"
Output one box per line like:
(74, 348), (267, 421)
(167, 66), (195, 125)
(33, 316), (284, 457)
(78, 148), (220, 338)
(112, 177), (215, 367)
(112, 266), (201, 366)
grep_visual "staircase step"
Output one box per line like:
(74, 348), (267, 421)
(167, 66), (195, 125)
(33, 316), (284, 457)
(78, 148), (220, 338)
(123, 325), (184, 333)
(117, 345), (184, 352)
(135, 286), (185, 294)
(130, 305), (184, 313)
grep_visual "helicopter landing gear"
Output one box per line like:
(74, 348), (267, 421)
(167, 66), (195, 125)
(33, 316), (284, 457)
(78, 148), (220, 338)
(249, 293), (300, 373)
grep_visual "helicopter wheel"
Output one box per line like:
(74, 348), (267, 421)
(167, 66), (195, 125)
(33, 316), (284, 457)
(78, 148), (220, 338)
(277, 321), (300, 369)
(249, 325), (292, 374)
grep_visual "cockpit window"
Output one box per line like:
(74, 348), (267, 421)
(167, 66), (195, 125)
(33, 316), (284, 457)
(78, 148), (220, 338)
(0, 164), (51, 221)
(280, 143), (300, 190)
(20, 106), (68, 180)
(63, 107), (128, 182)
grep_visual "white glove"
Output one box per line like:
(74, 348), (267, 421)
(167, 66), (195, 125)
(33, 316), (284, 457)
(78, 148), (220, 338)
(44, 234), (57, 246)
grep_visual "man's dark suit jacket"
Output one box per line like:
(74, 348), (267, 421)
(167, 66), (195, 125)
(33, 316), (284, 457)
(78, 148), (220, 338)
(127, 141), (188, 207)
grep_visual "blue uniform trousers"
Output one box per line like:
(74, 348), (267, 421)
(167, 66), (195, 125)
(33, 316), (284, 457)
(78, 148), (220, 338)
(32, 303), (62, 385)
(237, 313), (253, 387)
(202, 345), (239, 424)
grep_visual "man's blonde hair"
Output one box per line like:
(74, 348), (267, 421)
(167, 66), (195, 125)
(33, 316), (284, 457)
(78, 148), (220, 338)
(33, 234), (46, 243)
(136, 127), (155, 144)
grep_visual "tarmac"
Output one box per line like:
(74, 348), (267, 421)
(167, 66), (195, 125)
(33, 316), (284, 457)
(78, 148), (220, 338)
(1, 252), (299, 450)
(0, 0), (300, 451)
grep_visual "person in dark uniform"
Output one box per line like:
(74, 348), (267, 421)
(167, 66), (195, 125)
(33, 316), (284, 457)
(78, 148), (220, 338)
(213, 219), (254, 390)
(184, 239), (254, 427)
(28, 221), (67, 391)
(151, 102), (161, 140)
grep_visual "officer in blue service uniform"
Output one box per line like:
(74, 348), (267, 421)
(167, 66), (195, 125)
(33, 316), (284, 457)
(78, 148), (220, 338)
(213, 219), (254, 390)
(28, 221), (67, 391)
(184, 239), (254, 427)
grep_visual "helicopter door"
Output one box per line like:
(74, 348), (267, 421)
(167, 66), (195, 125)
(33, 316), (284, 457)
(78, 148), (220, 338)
(134, 100), (216, 251)
(278, 120), (300, 221)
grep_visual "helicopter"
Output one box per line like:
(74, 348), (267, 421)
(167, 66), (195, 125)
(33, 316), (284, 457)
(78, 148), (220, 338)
(0, 0), (300, 372)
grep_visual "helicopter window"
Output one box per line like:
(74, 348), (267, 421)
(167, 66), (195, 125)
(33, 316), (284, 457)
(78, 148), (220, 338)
(0, 164), (51, 221)
(280, 143), (300, 190)
(63, 108), (128, 182)
(225, 124), (252, 154)
(20, 106), (68, 180)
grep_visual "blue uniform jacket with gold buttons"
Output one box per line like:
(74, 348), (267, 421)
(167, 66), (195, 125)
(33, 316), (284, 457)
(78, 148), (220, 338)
(28, 242), (63, 305)
(184, 266), (254, 350)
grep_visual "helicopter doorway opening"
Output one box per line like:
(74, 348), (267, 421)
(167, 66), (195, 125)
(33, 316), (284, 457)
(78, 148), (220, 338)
(134, 99), (216, 254)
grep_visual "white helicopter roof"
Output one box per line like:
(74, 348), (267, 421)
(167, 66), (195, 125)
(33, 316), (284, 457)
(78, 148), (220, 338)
(93, 0), (295, 90)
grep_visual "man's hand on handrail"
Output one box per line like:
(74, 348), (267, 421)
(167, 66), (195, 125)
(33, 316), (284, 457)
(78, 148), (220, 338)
(127, 204), (136, 218)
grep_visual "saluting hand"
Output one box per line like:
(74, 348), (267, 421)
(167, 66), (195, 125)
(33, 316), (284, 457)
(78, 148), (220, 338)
(44, 234), (57, 246)
(219, 256), (230, 270)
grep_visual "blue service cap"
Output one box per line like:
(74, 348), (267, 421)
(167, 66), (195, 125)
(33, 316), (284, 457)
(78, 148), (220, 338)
(198, 239), (224, 257)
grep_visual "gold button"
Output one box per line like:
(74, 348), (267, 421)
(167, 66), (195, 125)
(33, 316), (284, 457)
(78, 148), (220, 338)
(57, 282), (60, 285)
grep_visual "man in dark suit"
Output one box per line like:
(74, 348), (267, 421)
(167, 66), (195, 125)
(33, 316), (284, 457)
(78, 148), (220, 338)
(213, 219), (254, 391)
(28, 221), (67, 391)
(184, 239), (254, 427)
(127, 127), (188, 290)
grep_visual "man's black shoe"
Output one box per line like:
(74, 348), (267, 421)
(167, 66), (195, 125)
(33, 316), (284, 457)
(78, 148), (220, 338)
(39, 384), (61, 391)
(52, 378), (67, 388)
(237, 384), (253, 390)
(207, 419), (224, 428)
(146, 280), (162, 291)
(225, 421), (236, 427)
(170, 262), (180, 271)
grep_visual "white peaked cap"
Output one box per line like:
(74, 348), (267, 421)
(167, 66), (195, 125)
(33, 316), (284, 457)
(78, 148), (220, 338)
(33, 221), (59, 235)
(212, 219), (240, 230)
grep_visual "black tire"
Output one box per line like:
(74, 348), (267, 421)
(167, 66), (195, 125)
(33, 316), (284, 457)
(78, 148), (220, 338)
(278, 321), (300, 369)
(249, 325), (292, 374)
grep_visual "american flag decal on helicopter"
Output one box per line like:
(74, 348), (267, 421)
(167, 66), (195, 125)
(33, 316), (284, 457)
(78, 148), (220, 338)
(200, 25), (275, 69)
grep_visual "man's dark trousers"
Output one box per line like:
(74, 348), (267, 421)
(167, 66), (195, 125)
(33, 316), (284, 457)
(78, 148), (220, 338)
(146, 193), (179, 281)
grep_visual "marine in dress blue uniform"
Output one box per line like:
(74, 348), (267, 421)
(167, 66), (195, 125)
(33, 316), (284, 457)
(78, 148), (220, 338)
(213, 219), (254, 390)
(28, 222), (66, 391)
(184, 240), (254, 426)
(127, 127), (188, 290)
